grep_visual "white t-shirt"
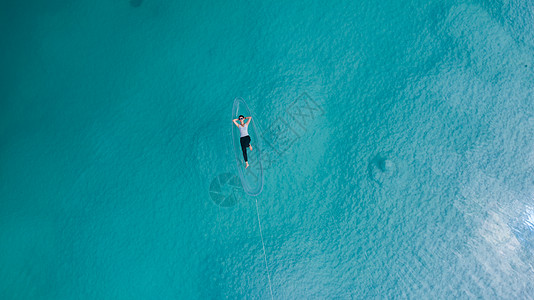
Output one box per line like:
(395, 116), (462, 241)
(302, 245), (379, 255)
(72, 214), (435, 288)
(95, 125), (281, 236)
(239, 123), (249, 137)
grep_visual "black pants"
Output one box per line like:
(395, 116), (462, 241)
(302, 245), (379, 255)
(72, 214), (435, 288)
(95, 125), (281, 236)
(240, 135), (251, 162)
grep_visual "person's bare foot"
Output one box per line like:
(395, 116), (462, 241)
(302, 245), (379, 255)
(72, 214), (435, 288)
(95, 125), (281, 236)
(245, 161), (249, 168)
(249, 145), (253, 151)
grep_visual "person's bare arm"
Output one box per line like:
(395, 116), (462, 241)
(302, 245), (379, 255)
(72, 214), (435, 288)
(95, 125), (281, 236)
(232, 119), (240, 127)
(245, 116), (252, 126)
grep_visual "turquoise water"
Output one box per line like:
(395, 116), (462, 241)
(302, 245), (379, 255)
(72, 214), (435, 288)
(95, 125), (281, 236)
(1, 0), (534, 298)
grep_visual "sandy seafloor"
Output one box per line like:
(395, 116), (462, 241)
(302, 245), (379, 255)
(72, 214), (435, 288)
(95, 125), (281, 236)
(1, 0), (534, 298)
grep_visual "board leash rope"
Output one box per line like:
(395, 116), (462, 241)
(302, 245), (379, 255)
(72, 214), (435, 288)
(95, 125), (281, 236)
(255, 196), (274, 300)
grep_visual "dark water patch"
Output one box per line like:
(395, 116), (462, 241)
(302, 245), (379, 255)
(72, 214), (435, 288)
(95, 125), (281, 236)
(130, 0), (143, 8)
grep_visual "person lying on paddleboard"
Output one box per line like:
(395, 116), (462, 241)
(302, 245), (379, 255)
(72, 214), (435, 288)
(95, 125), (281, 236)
(232, 115), (253, 168)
